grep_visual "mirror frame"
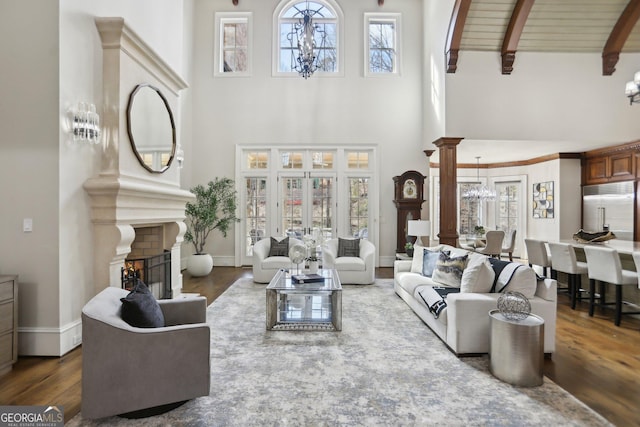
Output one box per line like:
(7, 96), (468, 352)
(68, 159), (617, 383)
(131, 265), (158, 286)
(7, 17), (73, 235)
(126, 83), (177, 174)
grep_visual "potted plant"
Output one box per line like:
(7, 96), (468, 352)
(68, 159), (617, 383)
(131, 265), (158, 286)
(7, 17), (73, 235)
(184, 177), (239, 276)
(404, 242), (414, 257)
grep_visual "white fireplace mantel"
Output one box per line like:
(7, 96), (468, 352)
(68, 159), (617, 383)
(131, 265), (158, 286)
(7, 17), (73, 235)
(85, 17), (192, 297)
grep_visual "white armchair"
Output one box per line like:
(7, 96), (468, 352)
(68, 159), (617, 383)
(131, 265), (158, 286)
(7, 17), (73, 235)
(252, 236), (304, 283)
(322, 238), (376, 285)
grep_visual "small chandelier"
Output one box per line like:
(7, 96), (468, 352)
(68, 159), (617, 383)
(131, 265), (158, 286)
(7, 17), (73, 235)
(462, 157), (496, 201)
(287, 1), (328, 79)
(625, 71), (640, 104)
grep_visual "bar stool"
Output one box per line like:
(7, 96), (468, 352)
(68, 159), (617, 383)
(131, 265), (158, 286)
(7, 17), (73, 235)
(548, 242), (588, 309)
(524, 238), (553, 278)
(583, 246), (640, 326)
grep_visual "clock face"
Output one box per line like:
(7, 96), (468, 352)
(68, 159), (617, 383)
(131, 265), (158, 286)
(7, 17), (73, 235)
(403, 179), (417, 199)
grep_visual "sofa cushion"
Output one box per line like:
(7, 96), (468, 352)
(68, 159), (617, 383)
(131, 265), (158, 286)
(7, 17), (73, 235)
(460, 256), (495, 293)
(268, 237), (289, 257)
(120, 280), (165, 328)
(410, 245), (427, 273)
(338, 238), (360, 257)
(432, 252), (468, 287)
(335, 256), (365, 271)
(488, 258), (537, 298)
(262, 256), (291, 269)
(396, 271), (437, 296)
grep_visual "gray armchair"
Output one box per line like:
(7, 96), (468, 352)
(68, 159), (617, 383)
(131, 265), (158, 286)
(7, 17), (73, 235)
(81, 287), (210, 419)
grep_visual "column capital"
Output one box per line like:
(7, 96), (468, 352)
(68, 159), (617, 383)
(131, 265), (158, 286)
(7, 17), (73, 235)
(432, 137), (464, 148)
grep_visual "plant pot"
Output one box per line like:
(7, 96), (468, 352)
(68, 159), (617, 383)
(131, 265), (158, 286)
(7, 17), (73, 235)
(406, 248), (414, 257)
(187, 253), (213, 277)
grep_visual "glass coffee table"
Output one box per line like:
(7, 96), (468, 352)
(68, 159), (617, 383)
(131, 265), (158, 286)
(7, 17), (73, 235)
(266, 268), (342, 331)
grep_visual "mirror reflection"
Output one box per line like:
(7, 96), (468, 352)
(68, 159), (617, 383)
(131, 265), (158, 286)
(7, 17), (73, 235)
(126, 84), (176, 173)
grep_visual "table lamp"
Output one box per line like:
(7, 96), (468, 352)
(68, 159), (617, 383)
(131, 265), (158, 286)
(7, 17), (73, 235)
(408, 220), (430, 247)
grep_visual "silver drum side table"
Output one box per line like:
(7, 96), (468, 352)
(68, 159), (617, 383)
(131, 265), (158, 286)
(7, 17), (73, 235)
(489, 309), (544, 387)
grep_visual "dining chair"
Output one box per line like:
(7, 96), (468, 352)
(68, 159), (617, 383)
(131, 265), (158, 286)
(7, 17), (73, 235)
(500, 230), (517, 261)
(524, 238), (553, 278)
(475, 230), (505, 258)
(548, 242), (588, 309)
(583, 245), (640, 326)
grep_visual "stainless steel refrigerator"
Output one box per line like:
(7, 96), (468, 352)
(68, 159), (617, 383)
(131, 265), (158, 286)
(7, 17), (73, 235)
(582, 181), (635, 241)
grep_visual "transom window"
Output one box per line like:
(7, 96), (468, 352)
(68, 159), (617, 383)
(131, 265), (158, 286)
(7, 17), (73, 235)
(274, 0), (342, 76)
(365, 13), (401, 76)
(215, 12), (252, 76)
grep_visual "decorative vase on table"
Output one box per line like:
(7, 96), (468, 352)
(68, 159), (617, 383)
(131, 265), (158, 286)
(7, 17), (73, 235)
(308, 260), (319, 274)
(187, 253), (213, 277)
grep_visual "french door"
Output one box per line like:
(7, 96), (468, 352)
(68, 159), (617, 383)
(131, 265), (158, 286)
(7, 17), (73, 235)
(278, 172), (336, 241)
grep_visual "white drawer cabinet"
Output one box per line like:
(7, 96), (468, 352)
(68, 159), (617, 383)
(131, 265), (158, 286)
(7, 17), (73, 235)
(0, 275), (18, 376)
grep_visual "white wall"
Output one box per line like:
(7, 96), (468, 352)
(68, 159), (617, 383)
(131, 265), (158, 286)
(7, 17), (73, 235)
(191, 0), (425, 265)
(0, 0), (190, 356)
(0, 0), (61, 354)
(445, 51), (640, 144)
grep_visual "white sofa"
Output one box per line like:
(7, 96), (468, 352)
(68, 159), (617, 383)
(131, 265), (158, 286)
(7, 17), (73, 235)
(322, 238), (376, 285)
(394, 244), (557, 356)
(252, 237), (304, 283)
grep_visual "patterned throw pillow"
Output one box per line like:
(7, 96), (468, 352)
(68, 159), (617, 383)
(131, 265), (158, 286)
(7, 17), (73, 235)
(431, 252), (469, 287)
(338, 238), (360, 257)
(268, 237), (289, 257)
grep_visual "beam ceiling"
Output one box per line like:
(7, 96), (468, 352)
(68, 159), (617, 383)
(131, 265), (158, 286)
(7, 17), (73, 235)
(447, 0), (640, 75)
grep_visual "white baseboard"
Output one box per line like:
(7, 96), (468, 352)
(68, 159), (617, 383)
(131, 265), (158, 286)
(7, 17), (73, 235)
(379, 256), (396, 268)
(18, 319), (82, 356)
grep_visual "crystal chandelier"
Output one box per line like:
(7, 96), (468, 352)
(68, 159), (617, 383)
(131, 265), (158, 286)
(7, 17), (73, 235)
(462, 157), (496, 201)
(287, 1), (328, 79)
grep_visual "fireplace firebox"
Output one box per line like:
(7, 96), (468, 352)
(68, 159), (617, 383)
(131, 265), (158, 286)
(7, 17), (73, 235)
(121, 251), (172, 299)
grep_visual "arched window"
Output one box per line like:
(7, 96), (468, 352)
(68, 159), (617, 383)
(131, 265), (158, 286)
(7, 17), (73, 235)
(274, 0), (343, 77)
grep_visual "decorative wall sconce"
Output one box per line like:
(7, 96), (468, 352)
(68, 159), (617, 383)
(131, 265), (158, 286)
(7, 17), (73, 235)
(175, 145), (185, 169)
(72, 102), (101, 144)
(625, 72), (640, 105)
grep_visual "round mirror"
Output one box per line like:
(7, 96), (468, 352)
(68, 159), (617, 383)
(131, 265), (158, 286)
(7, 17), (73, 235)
(126, 84), (176, 173)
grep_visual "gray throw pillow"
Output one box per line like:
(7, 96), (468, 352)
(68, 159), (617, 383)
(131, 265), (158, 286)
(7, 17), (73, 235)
(338, 238), (360, 257)
(120, 280), (165, 328)
(268, 237), (289, 257)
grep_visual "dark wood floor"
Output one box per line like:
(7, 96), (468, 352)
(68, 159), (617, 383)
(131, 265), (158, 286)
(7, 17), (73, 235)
(1, 267), (638, 425)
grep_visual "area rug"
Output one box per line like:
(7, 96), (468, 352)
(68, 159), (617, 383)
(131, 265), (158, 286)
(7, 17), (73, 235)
(68, 278), (611, 426)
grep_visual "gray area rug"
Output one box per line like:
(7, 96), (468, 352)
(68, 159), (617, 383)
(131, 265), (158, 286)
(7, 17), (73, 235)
(69, 278), (611, 426)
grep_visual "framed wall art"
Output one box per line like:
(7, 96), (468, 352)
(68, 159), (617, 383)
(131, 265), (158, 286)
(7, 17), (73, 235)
(532, 181), (554, 218)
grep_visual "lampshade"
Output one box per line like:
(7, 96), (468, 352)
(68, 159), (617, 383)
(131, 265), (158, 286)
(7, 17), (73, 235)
(408, 220), (430, 237)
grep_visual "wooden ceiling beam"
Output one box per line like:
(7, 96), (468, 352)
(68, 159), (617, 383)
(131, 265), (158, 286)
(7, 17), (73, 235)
(445, 0), (472, 73)
(602, 0), (640, 76)
(501, 0), (535, 75)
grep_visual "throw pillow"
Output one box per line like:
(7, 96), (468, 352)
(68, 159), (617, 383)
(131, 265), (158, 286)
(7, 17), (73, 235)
(268, 237), (289, 257)
(431, 252), (468, 288)
(422, 249), (449, 277)
(338, 238), (360, 257)
(410, 245), (426, 273)
(120, 280), (165, 328)
(460, 256), (495, 293)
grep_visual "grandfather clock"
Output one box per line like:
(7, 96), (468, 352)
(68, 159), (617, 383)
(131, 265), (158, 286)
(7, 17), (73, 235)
(393, 171), (426, 253)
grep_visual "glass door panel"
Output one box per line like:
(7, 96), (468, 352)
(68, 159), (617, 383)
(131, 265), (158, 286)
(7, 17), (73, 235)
(310, 175), (334, 240)
(280, 175), (305, 239)
(243, 177), (268, 264)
